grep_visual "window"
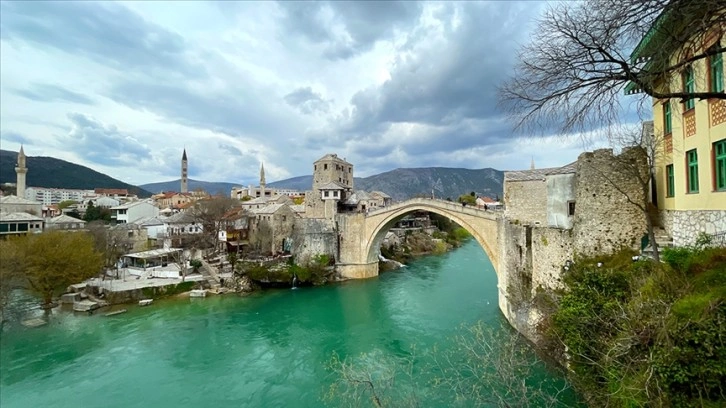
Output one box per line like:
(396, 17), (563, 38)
(324, 191), (329, 198)
(663, 101), (672, 134)
(683, 67), (695, 110)
(710, 46), (724, 93)
(687, 149), (699, 193)
(666, 164), (675, 197)
(715, 140), (726, 191)
(567, 201), (575, 216)
(324, 164), (328, 170)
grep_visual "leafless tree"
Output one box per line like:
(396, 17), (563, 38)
(500, 0), (726, 134)
(188, 197), (241, 258)
(325, 321), (574, 407)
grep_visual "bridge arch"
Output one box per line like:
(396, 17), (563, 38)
(361, 199), (500, 276)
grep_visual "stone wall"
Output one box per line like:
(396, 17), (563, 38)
(292, 218), (338, 265)
(504, 179), (547, 225)
(660, 209), (726, 246)
(572, 148), (648, 256)
(498, 219), (574, 343)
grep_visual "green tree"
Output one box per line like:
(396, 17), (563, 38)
(14, 231), (104, 309)
(0, 238), (25, 324)
(57, 200), (77, 210)
(457, 194), (476, 205)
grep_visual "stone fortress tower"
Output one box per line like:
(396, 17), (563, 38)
(15, 145), (28, 198)
(306, 153), (354, 219)
(181, 148), (188, 193)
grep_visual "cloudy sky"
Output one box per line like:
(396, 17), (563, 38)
(1, 1), (616, 186)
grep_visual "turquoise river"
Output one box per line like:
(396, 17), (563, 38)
(0, 241), (580, 407)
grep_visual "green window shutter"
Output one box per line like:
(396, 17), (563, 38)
(687, 149), (699, 193)
(684, 68), (695, 110)
(666, 164), (675, 197)
(664, 102), (672, 134)
(711, 52), (724, 93)
(715, 140), (726, 191)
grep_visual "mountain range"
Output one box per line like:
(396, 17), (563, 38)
(141, 168), (503, 201)
(0, 150), (153, 197)
(0, 149), (504, 201)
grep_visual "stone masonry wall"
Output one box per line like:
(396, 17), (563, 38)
(572, 148), (648, 257)
(660, 209), (726, 246)
(292, 218), (338, 265)
(504, 179), (547, 226)
(531, 227), (574, 292)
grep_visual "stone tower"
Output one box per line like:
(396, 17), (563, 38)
(181, 148), (188, 193)
(260, 162), (266, 197)
(15, 145), (27, 198)
(306, 153), (354, 218)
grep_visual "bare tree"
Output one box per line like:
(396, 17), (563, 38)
(188, 197), (241, 258)
(325, 321), (574, 407)
(500, 0), (726, 134)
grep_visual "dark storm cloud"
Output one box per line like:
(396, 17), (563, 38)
(284, 87), (331, 114)
(0, 2), (205, 79)
(107, 81), (300, 139)
(344, 3), (535, 133)
(9, 83), (95, 105)
(60, 113), (151, 166)
(279, 1), (422, 59)
(1, 131), (33, 145)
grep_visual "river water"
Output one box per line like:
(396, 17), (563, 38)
(0, 241), (578, 407)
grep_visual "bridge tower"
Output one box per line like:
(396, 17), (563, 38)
(306, 153), (354, 218)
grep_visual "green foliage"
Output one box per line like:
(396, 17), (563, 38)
(240, 195), (253, 202)
(57, 200), (77, 210)
(550, 247), (726, 406)
(3, 231), (104, 308)
(189, 259), (203, 271)
(82, 201), (112, 223)
(457, 194), (476, 205)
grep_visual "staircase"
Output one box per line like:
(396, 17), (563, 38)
(641, 227), (673, 259)
(199, 259), (221, 290)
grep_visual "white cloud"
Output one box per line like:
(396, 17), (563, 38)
(0, 1), (636, 189)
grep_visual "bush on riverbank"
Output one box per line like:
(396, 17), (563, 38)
(240, 255), (332, 286)
(548, 245), (726, 407)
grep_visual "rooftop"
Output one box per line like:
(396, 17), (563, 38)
(504, 161), (577, 181)
(123, 248), (182, 259)
(0, 212), (44, 222)
(47, 214), (85, 224)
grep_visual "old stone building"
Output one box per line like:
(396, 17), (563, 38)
(500, 148), (650, 341)
(305, 154), (354, 219)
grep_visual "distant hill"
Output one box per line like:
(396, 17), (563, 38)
(139, 179), (239, 196)
(269, 167), (504, 201)
(0, 150), (153, 197)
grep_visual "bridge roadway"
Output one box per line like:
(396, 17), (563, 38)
(335, 198), (501, 279)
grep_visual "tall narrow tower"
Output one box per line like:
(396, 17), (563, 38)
(259, 162), (266, 197)
(15, 145), (27, 198)
(181, 148), (188, 193)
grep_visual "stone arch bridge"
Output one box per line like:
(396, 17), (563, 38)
(335, 198), (501, 279)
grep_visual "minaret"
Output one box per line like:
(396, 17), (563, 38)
(181, 149), (188, 193)
(15, 145), (27, 198)
(530, 157), (535, 170)
(259, 162), (266, 197)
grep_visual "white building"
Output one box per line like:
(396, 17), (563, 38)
(110, 200), (159, 224)
(25, 186), (94, 205)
